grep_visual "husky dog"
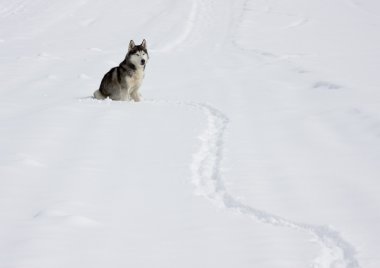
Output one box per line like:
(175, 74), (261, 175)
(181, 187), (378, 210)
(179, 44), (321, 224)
(94, 39), (149, 101)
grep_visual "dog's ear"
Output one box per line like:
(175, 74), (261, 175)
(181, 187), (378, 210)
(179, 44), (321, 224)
(128, 40), (136, 51)
(141, 39), (147, 49)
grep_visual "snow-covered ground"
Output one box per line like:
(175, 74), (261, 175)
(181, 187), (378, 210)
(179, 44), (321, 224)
(1, 0), (379, 267)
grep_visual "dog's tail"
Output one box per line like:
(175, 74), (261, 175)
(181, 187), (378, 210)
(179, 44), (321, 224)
(93, 89), (106, 100)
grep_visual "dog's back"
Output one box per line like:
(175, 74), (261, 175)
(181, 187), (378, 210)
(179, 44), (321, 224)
(95, 67), (121, 100)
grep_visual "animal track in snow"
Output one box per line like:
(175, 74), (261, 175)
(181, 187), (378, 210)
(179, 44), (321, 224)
(156, 0), (199, 52)
(143, 98), (360, 267)
(146, 99), (360, 268)
(155, 0), (218, 52)
(37, 52), (62, 61)
(2, 153), (45, 167)
(313, 81), (342, 90)
(34, 208), (99, 228)
(88, 47), (103, 52)
(80, 18), (96, 27)
(79, 73), (91, 80)
(283, 18), (309, 29)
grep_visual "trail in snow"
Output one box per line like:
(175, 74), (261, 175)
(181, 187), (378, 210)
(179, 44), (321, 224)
(153, 0), (227, 52)
(145, 99), (360, 268)
(147, 0), (361, 266)
(153, 0), (199, 52)
(189, 103), (359, 268)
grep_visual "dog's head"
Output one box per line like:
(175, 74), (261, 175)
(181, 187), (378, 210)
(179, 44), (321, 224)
(127, 39), (149, 68)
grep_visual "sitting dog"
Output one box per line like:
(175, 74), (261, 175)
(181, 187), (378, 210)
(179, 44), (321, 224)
(94, 39), (149, 101)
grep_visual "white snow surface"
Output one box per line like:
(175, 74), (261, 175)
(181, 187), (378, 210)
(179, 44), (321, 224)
(1, 0), (380, 267)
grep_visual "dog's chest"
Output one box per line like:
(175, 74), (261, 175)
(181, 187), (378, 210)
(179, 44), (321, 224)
(125, 69), (144, 90)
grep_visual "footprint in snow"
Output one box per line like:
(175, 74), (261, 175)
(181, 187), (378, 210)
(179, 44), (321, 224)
(80, 18), (96, 27)
(37, 52), (62, 61)
(34, 208), (100, 228)
(47, 74), (58, 80)
(313, 81), (342, 90)
(13, 153), (45, 167)
(283, 18), (309, 29)
(79, 73), (91, 80)
(88, 47), (103, 52)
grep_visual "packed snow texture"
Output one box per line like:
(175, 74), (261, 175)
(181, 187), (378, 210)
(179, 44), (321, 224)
(0, 0), (379, 267)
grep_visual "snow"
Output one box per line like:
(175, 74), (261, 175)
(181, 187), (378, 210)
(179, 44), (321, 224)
(0, 0), (379, 267)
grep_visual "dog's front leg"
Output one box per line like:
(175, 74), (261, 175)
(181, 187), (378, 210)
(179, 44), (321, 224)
(123, 87), (133, 101)
(131, 90), (141, 102)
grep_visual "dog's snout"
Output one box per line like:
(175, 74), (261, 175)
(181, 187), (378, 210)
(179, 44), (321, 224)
(141, 59), (146, 65)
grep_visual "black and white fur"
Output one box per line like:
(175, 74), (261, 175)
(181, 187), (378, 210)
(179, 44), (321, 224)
(94, 39), (149, 101)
